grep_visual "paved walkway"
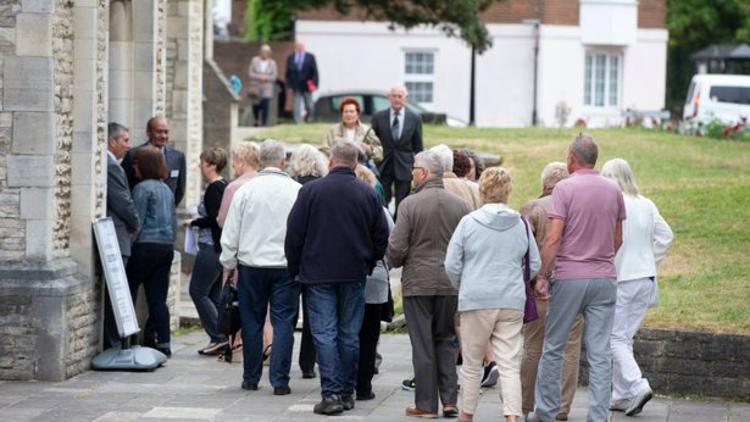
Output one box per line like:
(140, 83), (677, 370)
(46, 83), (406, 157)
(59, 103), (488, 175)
(0, 331), (747, 422)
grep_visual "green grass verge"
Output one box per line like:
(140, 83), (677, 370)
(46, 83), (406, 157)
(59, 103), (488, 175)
(252, 124), (750, 334)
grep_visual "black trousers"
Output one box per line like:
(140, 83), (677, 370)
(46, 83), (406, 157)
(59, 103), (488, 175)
(357, 303), (383, 396)
(381, 172), (411, 215)
(126, 243), (174, 347)
(103, 255), (129, 349)
(297, 287), (316, 372)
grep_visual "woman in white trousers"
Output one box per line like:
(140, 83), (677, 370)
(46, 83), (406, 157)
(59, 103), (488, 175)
(602, 159), (674, 417)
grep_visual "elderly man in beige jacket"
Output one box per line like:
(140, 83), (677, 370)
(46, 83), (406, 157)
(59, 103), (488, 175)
(388, 149), (470, 419)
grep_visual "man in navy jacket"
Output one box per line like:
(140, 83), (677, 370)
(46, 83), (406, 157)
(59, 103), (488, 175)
(285, 142), (389, 416)
(285, 40), (319, 123)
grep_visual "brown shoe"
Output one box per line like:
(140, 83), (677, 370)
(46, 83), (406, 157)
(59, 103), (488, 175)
(555, 413), (568, 421)
(405, 406), (438, 418)
(443, 405), (459, 418)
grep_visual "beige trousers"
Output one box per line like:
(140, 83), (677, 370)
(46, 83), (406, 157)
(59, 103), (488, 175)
(521, 297), (583, 415)
(460, 308), (524, 417)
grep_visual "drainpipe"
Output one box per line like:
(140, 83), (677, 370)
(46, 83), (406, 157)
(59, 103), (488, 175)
(524, 19), (541, 126)
(469, 45), (476, 126)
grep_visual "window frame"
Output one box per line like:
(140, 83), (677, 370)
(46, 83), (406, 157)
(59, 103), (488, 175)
(403, 49), (437, 107)
(583, 50), (622, 110)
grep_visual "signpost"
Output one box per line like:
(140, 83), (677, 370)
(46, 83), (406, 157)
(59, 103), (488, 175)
(91, 217), (167, 370)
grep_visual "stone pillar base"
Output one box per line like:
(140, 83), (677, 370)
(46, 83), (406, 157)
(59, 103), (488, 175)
(0, 259), (99, 381)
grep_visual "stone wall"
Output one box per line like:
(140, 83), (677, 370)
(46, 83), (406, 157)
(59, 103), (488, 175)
(52, 0), (74, 257)
(0, 0), (24, 262)
(578, 328), (750, 399)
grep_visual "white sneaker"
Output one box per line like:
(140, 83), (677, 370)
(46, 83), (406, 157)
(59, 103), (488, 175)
(480, 363), (500, 388)
(609, 399), (630, 412)
(625, 388), (653, 416)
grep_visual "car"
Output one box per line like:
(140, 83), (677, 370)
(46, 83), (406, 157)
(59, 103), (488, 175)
(683, 74), (750, 125)
(312, 91), (466, 126)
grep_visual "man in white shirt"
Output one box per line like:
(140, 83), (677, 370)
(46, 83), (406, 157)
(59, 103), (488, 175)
(220, 139), (302, 395)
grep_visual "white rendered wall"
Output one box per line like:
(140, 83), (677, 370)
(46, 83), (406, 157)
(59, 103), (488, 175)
(296, 21), (668, 128)
(475, 24), (536, 127)
(296, 21), (472, 123)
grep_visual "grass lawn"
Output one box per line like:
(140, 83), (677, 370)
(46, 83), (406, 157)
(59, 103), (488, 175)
(253, 124), (750, 334)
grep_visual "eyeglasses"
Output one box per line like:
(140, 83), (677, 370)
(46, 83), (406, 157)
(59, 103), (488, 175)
(412, 166), (425, 171)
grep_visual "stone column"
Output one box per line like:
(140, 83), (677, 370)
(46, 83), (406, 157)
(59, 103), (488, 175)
(167, 0), (203, 213)
(0, 0), (100, 381)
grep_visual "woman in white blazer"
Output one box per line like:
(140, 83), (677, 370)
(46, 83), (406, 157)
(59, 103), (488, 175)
(602, 158), (674, 417)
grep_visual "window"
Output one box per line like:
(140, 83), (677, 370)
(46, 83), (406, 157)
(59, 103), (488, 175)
(584, 52), (620, 107)
(404, 51), (435, 105)
(709, 86), (750, 104)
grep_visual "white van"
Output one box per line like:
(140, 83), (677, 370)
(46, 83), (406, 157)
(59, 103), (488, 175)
(683, 74), (750, 124)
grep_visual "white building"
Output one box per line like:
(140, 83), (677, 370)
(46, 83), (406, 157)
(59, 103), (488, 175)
(296, 0), (668, 127)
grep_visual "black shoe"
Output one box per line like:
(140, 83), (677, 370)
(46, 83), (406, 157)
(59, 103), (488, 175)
(273, 386), (291, 396)
(356, 391), (376, 401)
(341, 394), (355, 411)
(302, 369), (317, 379)
(241, 381), (258, 391)
(481, 361), (499, 388)
(155, 346), (171, 358)
(374, 352), (382, 374)
(313, 395), (344, 415)
(401, 378), (416, 391)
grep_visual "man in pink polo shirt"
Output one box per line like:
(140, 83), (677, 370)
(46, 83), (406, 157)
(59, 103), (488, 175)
(529, 134), (625, 422)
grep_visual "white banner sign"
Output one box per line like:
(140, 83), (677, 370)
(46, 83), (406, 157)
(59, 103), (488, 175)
(93, 217), (140, 338)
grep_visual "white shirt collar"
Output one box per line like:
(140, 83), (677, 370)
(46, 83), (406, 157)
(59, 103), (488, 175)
(107, 149), (118, 163)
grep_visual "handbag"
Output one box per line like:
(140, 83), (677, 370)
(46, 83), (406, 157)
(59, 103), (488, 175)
(521, 217), (539, 323)
(218, 278), (241, 337)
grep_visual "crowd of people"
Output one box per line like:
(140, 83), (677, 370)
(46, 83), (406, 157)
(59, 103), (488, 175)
(105, 84), (673, 421)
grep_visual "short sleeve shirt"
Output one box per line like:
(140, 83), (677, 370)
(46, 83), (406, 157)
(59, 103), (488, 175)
(548, 169), (626, 280)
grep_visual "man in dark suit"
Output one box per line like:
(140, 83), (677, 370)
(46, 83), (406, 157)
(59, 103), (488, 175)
(371, 85), (423, 213)
(104, 122), (140, 349)
(121, 116), (187, 206)
(285, 40), (319, 123)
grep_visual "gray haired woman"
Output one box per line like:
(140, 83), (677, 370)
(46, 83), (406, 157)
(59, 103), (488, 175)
(248, 44), (277, 126)
(602, 158), (673, 416)
(287, 143), (328, 378)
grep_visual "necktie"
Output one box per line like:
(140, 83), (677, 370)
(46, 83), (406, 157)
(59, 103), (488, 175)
(392, 114), (400, 142)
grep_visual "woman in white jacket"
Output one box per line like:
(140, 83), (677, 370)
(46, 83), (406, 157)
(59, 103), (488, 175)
(444, 167), (540, 422)
(602, 158), (674, 417)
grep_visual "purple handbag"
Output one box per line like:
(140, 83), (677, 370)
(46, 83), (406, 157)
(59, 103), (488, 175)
(521, 217), (539, 323)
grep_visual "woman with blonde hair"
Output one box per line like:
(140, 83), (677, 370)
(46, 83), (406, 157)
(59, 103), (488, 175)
(287, 143), (328, 378)
(602, 158), (673, 416)
(444, 166), (540, 422)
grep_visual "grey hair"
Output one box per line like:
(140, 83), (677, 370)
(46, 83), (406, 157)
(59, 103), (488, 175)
(107, 122), (128, 141)
(429, 144), (453, 174)
(601, 158), (640, 196)
(415, 150), (444, 178)
(330, 141), (359, 167)
(259, 139), (286, 167)
(570, 133), (598, 167)
(540, 161), (569, 193)
(288, 144), (328, 178)
(388, 84), (408, 96)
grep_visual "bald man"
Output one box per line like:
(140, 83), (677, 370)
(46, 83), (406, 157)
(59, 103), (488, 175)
(370, 85), (423, 213)
(285, 40), (319, 123)
(121, 116), (187, 206)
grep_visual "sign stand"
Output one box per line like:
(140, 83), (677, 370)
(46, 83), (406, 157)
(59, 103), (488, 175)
(91, 217), (168, 371)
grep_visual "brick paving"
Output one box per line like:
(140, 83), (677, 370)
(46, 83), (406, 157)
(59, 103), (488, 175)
(0, 330), (748, 421)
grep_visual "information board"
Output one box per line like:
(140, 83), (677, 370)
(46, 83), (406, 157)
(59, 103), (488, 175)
(93, 217), (140, 338)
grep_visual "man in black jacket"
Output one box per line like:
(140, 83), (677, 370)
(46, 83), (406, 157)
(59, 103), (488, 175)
(104, 122), (140, 349)
(285, 142), (389, 416)
(370, 85), (423, 213)
(285, 40), (319, 123)
(120, 116), (187, 206)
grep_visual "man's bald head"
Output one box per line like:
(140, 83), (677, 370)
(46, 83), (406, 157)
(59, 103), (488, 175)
(146, 116), (170, 148)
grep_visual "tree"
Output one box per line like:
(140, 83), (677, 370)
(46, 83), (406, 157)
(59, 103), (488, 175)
(666, 0), (750, 112)
(245, 0), (495, 53)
